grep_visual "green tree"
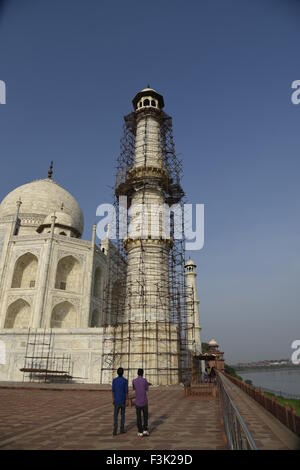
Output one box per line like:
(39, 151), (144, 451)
(225, 364), (243, 381)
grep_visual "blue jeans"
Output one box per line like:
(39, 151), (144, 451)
(114, 404), (126, 432)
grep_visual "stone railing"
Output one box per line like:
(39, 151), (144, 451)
(217, 373), (258, 450)
(226, 374), (300, 437)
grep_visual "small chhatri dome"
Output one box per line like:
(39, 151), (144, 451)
(185, 257), (196, 268)
(0, 178), (84, 237)
(43, 211), (74, 227)
(185, 258), (197, 274)
(37, 210), (81, 238)
(132, 86), (165, 111)
(209, 339), (219, 347)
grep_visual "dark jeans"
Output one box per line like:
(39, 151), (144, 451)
(114, 404), (126, 432)
(136, 405), (148, 433)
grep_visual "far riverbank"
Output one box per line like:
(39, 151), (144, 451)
(238, 367), (300, 397)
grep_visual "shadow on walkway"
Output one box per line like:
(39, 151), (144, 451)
(150, 414), (169, 433)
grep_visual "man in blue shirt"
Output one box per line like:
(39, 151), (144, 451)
(112, 367), (128, 436)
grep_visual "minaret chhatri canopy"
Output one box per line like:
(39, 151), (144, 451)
(132, 86), (165, 110)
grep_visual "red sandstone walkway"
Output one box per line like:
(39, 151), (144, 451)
(0, 386), (226, 450)
(221, 374), (300, 450)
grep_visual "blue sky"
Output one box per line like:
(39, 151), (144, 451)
(0, 0), (299, 362)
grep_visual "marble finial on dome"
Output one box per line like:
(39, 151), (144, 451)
(48, 161), (54, 179)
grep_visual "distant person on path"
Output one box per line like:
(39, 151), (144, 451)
(210, 366), (216, 383)
(112, 367), (128, 436)
(206, 365), (211, 382)
(133, 369), (151, 437)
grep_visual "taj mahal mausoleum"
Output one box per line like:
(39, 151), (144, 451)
(0, 87), (207, 386)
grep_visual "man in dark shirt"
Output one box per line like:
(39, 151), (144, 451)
(112, 367), (128, 436)
(132, 369), (150, 436)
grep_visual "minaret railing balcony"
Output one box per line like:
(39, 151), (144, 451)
(123, 237), (173, 253)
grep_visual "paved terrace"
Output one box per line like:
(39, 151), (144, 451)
(0, 384), (226, 450)
(0, 379), (299, 450)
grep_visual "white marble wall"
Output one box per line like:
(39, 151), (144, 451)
(0, 329), (111, 384)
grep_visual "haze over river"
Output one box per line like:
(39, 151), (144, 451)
(239, 368), (300, 397)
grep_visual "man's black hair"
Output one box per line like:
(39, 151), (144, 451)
(117, 367), (124, 377)
(138, 369), (144, 376)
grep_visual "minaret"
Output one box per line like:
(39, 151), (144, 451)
(113, 86), (184, 384)
(185, 258), (203, 357)
(123, 87), (171, 323)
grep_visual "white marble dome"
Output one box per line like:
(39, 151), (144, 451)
(209, 339), (218, 347)
(0, 178), (84, 236)
(185, 258), (196, 267)
(43, 211), (74, 228)
(140, 86), (158, 93)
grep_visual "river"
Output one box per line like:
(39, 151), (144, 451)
(238, 368), (300, 398)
